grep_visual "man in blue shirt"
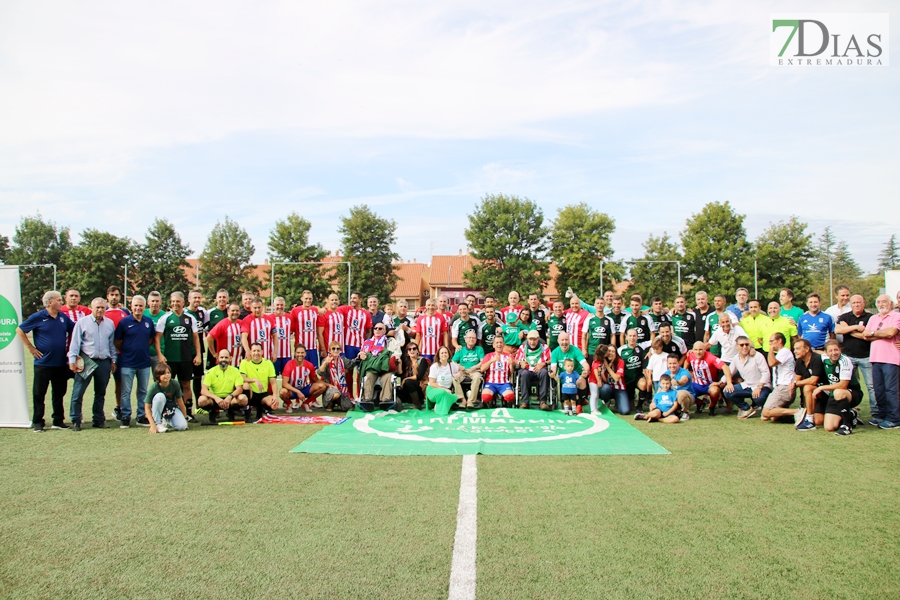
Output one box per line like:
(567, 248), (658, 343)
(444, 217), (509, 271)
(16, 291), (75, 432)
(797, 293), (834, 351)
(114, 295), (155, 428)
(68, 298), (117, 431)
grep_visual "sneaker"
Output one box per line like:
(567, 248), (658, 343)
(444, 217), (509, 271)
(194, 406), (208, 415)
(794, 407), (807, 426)
(851, 410), (863, 429)
(868, 418), (883, 427)
(136, 417), (151, 427)
(92, 421), (109, 429)
(835, 425), (852, 436)
(304, 404), (313, 413)
(32, 423), (44, 433)
(186, 414), (198, 424)
(112, 406), (122, 421)
(737, 408), (757, 419)
(575, 405), (583, 414)
(51, 422), (70, 430)
(634, 413), (646, 421)
(156, 421), (168, 433)
(878, 421), (900, 430)
(72, 422), (81, 432)
(709, 403), (717, 417)
(120, 419), (130, 429)
(795, 419), (816, 431)
(285, 405), (293, 414)
(679, 412), (690, 422)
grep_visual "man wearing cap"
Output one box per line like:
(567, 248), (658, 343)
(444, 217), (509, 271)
(514, 330), (552, 410)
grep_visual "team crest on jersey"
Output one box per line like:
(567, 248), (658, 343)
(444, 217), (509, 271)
(145, 322), (150, 328)
(352, 318), (359, 328)
(427, 326), (434, 335)
(277, 327), (286, 336)
(232, 333), (241, 345)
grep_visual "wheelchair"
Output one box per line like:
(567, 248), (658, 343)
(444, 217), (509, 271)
(513, 369), (559, 410)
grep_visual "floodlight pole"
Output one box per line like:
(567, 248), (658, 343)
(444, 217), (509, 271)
(271, 261), (352, 306)
(754, 261), (758, 299)
(829, 259), (834, 305)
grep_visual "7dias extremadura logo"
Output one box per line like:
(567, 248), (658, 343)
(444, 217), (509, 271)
(771, 13), (889, 67)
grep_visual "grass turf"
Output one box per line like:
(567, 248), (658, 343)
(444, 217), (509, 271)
(2, 358), (899, 599)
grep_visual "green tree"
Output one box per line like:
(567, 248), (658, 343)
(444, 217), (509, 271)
(629, 233), (683, 302)
(878, 234), (900, 271)
(0, 234), (9, 264)
(549, 203), (622, 297)
(198, 216), (261, 299)
(464, 194), (550, 298)
(62, 229), (134, 302)
(266, 213), (330, 305)
(6, 215), (72, 316)
(810, 227), (863, 301)
(679, 201), (753, 297)
(133, 218), (192, 300)
(337, 205), (399, 304)
(753, 217), (814, 302)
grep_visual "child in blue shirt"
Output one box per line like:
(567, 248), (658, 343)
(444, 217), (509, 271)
(560, 358), (579, 416)
(634, 374), (682, 423)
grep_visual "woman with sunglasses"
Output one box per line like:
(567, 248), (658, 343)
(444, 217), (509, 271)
(398, 342), (429, 410)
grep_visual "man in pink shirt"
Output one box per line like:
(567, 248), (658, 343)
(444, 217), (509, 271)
(863, 294), (900, 428)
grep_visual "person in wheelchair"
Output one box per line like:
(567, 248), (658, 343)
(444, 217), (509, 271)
(451, 329), (485, 408)
(351, 323), (402, 411)
(514, 330), (551, 410)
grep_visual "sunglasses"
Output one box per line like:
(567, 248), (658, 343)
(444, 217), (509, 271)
(408, 347), (419, 352)
(738, 343), (750, 347)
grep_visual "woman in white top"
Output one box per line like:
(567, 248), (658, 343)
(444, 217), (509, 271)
(426, 346), (463, 416)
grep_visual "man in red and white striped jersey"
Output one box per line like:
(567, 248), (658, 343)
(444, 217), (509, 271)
(290, 290), (321, 367)
(435, 295), (453, 330)
(565, 295), (591, 354)
(241, 297), (276, 360)
(279, 345), (327, 412)
(62, 288), (91, 323)
(270, 296), (293, 374)
(207, 304), (244, 366)
(479, 336), (515, 406)
(415, 298), (447, 361)
(499, 291), (524, 323)
(317, 292), (345, 357)
(337, 291), (372, 360)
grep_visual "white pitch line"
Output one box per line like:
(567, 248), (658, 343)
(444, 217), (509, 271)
(448, 454), (478, 600)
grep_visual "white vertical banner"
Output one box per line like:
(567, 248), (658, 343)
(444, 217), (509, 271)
(0, 267), (31, 427)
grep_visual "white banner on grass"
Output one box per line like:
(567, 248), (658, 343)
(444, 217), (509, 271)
(0, 267), (31, 427)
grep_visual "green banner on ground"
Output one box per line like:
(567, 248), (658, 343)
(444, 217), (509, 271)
(290, 406), (669, 456)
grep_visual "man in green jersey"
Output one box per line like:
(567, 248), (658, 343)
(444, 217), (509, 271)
(207, 289), (229, 332)
(452, 330), (485, 407)
(621, 294), (653, 344)
(669, 295), (697, 348)
(779, 288), (804, 326)
(451, 303), (481, 351)
(618, 328), (647, 412)
(154, 291), (201, 422)
(480, 306), (503, 353)
(549, 332), (589, 409)
(546, 300), (567, 351)
(582, 299), (617, 359)
(813, 339), (864, 435)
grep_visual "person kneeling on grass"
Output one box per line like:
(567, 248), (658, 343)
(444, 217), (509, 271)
(280, 345), (327, 413)
(240, 342), (278, 421)
(197, 349), (248, 423)
(634, 374), (683, 423)
(815, 339), (865, 436)
(145, 363), (189, 434)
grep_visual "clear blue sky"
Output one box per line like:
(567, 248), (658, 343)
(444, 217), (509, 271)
(1, 1), (896, 272)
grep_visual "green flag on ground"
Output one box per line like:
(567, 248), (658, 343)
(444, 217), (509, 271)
(291, 406), (669, 456)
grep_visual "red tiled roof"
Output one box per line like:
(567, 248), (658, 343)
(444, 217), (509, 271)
(429, 254), (480, 286)
(392, 262), (428, 298)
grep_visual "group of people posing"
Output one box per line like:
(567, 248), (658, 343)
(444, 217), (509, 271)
(15, 282), (900, 437)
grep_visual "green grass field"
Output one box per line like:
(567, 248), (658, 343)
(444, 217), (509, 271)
(2, 358), (899, 599)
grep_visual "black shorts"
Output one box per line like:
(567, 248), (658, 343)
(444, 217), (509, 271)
(825, 390), (864, 416)
(249, 391), (270, 407)
(168, 361), (194, 383)
(192, 362), (204, 378)
(561, 392), (578, 401)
